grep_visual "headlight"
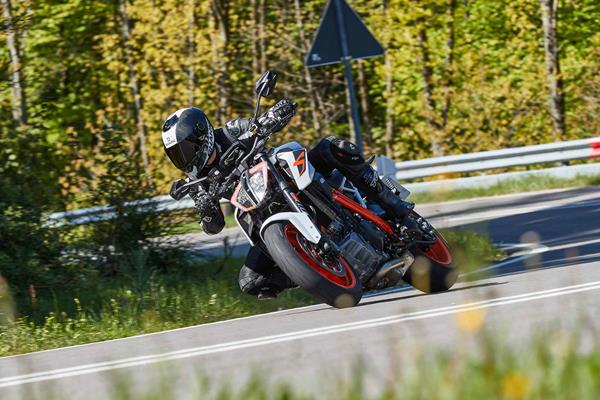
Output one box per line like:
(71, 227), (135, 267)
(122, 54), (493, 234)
(247, 161), (269, 203)
(230, 161), (269, 212)
(248, 169), (266, 200)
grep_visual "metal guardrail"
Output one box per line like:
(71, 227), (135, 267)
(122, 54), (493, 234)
(377, 137), (600, 180)
(48, 137), (600, 226)
(47, 196), (196, 226)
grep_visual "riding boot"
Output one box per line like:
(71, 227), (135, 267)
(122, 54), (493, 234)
(353, 165), (414, 220)
(308, 136), (414, 220)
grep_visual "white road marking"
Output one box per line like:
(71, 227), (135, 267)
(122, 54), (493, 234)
(0, 303), (327, 362)
(467, 237), (600, 276)
(539, 237), (600, 253)
(2, 280), (599, 388)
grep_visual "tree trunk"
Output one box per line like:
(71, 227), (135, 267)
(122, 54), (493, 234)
(258, 0), (266, 72)
(441, 0), (456, 128)
(357, 60), (373, 149)
(1, 0), (27, 127)
(187, 0), (196, 105)
(293, 0), (322, 134)
(417, 26), (443, 156)
(211, 0), (231, 126)
(119, 0), (153, 187)
(384, 51), (394, 157)
(540, 0), (566, 139)
(251, 0), (259, 77)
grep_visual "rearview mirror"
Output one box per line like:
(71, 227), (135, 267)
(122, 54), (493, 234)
(255, 71), (277, 98)
(169, 179), (189, 201)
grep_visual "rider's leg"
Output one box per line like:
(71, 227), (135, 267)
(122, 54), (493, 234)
(308, 137), (413, 219)
(239, 246), (295, 299)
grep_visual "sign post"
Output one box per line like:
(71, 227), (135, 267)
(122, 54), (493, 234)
(305, 0), (384, 154)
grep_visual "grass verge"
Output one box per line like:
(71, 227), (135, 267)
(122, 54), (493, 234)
(0, 230), (502, 357)
(442, 229), (505, 276)
(0, 258), (315, 357)
(409, 173), (600, 204)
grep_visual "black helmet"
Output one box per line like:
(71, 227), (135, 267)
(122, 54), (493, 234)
(162, 107), (215, 173)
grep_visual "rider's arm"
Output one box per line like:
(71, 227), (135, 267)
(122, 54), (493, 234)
(223, 118), (252, 142)
(223, 99), (296, 142)
(256, 99), (296, 136)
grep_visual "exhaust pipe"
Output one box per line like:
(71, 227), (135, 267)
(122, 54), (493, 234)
(366, 251), (415, 290)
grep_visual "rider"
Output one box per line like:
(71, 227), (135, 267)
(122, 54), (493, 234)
(162, 100), (414, 299)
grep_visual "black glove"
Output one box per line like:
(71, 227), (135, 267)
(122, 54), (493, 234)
(258, 99), (296, 136)
(193, 193), (215, 219)
(193, 193), (225, 234)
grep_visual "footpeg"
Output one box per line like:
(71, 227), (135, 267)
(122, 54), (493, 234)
(366, 251), (415, 290)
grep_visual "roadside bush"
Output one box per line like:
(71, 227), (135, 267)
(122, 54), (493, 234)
(0, 130), (194, 322)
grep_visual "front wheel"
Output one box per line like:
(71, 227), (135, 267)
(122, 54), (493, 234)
(263, 223), (362, 308)
(402, 213), (458, 293)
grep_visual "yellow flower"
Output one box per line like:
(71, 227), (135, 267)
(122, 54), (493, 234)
(455, 308), (485, 333)
(501, 372), (530, 400)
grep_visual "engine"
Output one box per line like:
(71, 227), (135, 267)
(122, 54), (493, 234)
(338, 232), (385, 283)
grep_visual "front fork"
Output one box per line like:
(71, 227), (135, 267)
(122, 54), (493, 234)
(259, 154), (306, 214)
(259, 155), (338, 254)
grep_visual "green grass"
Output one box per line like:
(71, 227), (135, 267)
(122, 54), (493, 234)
(409, 173), (600, 204)
(442, 229), (505, 277)
(0, 257), (315, 357)
(0, 230), (502, 357)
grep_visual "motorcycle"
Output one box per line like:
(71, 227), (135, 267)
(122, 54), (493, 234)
(172, 71), (457, 308)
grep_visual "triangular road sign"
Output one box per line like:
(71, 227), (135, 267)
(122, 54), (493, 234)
(305, 0), (384, 67)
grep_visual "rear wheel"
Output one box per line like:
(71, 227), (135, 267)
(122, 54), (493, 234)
(402, 214), (458, 293)
(263, 222), (362, 308)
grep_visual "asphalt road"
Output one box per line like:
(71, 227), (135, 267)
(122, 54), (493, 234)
(1, 186), (599, 399)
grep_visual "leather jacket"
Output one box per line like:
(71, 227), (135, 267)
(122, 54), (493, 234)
(190, 117), (253, 234)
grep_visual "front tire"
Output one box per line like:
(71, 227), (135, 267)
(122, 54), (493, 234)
(402, 214), (458, 293)
(263, 223), (362, 308)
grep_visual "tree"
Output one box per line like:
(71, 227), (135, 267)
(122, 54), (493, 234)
(540, 0), (566, 139)
(119, 0), (153, 187)
(1, 0), (27, 127)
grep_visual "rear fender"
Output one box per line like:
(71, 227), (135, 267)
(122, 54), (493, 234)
(259, 212), (322, 244)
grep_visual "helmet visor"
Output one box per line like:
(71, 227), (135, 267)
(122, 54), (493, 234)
(164, 138), (199, 171)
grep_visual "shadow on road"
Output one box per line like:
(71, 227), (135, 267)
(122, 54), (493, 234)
(452, 187), (600, 277)
(356, 281), (508, 308)
(424, 185), (600, 220)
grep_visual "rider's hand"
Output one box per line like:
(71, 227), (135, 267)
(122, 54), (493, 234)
(258, 99), (296, 136)
(269, 99), (296, 121)
(194, 193), (214, 218)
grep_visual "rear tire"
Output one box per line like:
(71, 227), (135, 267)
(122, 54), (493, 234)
(402, 214), (458, 293)
(263, 222), (362, 308)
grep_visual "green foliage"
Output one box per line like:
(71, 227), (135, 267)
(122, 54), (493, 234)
(0, 257), (315, 356)
(2, 0), (600, 198)
(1, 0), (599, 361)
(0, 230), (500, 356)
(443, 229), (505, 276)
